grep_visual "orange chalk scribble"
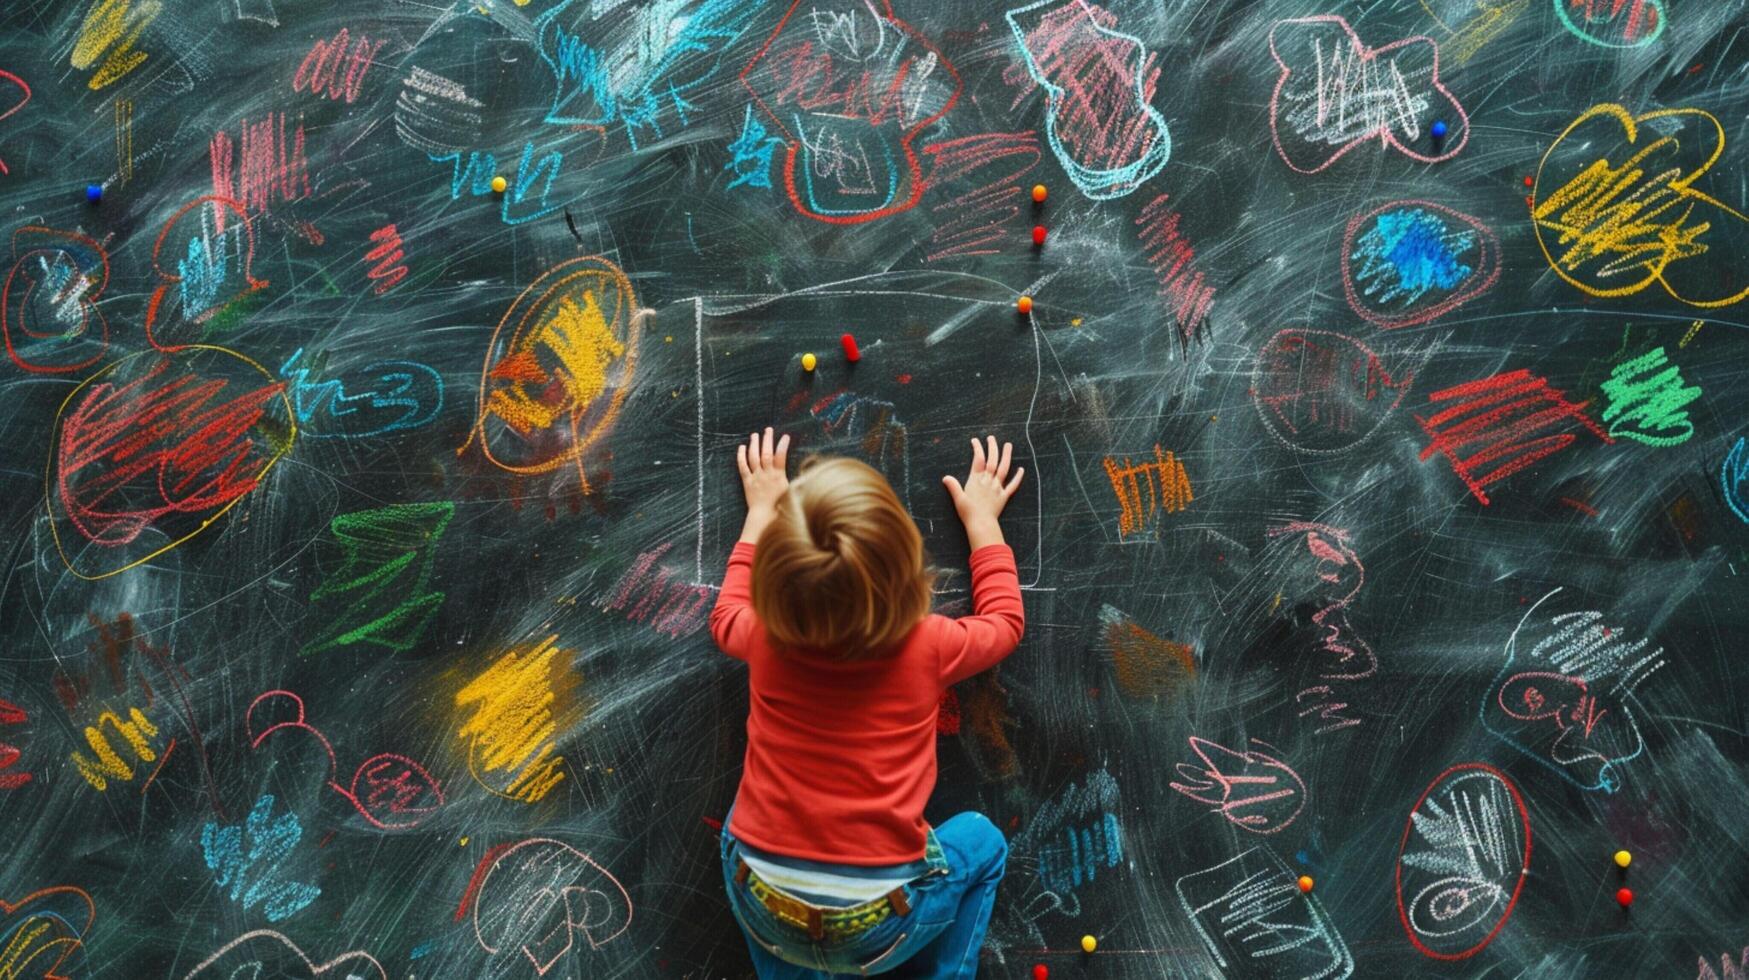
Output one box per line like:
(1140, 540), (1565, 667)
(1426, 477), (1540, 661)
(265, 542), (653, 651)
(1104, 445), (1193, 536)
(1099, 604), (1195, 698)
(455, 635), (578, 804)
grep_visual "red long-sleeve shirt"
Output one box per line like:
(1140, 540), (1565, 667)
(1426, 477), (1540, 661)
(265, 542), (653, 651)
(711, 542), (1025, 864)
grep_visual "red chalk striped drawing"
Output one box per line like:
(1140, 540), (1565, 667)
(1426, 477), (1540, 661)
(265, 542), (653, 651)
(1415, 368), (1610, 505)
(209, 113), (310, 218)
(0, 696), (29, 790)
(1136, 194), (1215, 348)
(363, 224), (408, 295)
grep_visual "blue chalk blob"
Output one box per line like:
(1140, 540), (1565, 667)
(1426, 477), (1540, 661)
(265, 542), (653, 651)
(1430, 120), (1449, 139)
(1350, 208), (1476, 306)
(85, 183), (102, 204)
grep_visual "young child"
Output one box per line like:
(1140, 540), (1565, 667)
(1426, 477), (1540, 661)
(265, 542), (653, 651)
(711, 428), (1026, 978)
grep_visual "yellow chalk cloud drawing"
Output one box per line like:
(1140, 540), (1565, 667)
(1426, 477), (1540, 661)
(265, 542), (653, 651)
(1532, 104), (1749, 309)
(71, 0), (163, 91)
(455, 635), (578, 803)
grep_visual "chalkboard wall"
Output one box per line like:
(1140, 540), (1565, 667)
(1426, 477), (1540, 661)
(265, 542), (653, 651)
(2, 0), (1748, 976)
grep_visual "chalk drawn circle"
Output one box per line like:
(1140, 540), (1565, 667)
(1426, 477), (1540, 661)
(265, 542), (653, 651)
(1250, 328), (1412, 455)
(1395, 762), (1531, 960)
(3, 227), (111, 374)
(1340, 201), (1500, 329)
(469, 257), (641, 482)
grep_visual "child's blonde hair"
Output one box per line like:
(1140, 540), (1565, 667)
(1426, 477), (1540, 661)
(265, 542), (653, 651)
(752, 457), (933, 658)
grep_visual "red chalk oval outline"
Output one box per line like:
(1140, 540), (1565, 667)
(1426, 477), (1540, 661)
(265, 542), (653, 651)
(1342, 200), (1500, 329)
(1395, 761), (1532, 961)
(1249, 328), (1415, 456)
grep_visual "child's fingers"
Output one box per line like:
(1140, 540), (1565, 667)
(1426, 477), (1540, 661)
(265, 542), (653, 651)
(749, 431), (760, 467)
(970, 437), (985, 471)
(1004, 467), (1025, 498)
(775, 433), (790, 470)
(762, 426), (775, 463)
(941, 475), (964, 501)
(737, 443), (750, 477)
(996, 441), (1013, 480)
(986, 435), (999, 472)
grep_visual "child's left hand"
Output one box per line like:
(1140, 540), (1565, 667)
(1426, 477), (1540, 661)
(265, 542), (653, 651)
(737, 427), (790, 543)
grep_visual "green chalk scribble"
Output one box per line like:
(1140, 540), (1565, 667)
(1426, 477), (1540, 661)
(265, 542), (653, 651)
(1601, 346), (1701, 447)
(302, 502), (455, 655)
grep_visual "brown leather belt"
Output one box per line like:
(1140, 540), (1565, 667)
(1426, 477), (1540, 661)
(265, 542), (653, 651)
(736, 859), (910, 941)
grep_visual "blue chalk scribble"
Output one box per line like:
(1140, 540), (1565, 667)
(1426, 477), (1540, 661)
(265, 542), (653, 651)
(178, 231), (231, 317)
(280, 348), (443, 439)
(726, 105), (782, 190)
(1722, 437), (1749, 524)
(202, 794), (321, 922)
(1350, 207), (1475, 306)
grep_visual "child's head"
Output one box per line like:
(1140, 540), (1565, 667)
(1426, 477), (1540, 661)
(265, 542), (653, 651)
(752, 457), (932, 658)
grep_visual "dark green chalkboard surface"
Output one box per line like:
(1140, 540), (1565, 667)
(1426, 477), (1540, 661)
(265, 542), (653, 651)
(2, 0), (1748, 976)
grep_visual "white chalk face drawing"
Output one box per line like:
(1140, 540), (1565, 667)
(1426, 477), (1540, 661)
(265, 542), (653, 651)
(1480, 588), (1665, 793)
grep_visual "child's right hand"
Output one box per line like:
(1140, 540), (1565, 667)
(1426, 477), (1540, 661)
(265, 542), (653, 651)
(942, 436), (1024, 550)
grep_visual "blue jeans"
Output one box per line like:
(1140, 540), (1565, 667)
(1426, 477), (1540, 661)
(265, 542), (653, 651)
(720, 812), (1008, 977)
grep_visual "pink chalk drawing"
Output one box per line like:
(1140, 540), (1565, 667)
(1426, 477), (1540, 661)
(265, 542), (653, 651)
(246, 690), (443, 830)
(1003, 0), (1171, 200)
(1268, 15), (1468, 174)
(1250, 328), (1415, 456)
(1170, 737), (1306, 834)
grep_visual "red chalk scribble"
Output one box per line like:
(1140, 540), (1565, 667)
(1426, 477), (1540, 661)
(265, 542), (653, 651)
(598, 543), (714, 638)
(50, 348), (293, 579)
(0, 69), (30, 176)
(0, 696), (29, 790)
(363, 223), (408, 295)
(1003, 0), (1171, 199)
(293, 28), (385, 103)
(922, 132), (1041, 261)
(1558, 496), (1599, 517)
(209, 112), (310, 219)
(1251, 329), (1414, 455)
(1135, 195), (1215, 348)
(1415, 368), (1611, 505)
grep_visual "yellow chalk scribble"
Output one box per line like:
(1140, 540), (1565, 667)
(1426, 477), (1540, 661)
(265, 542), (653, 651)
(1104, 445), (1193, 536)
(69, 706), (158, 791)
(455, 634), (577, 803)
(1532, 104), (1749, 309)
(70, 0), (163, 91)
(1419, 0), (1529, 63)
(462, 256), (643, 492)
(486, 292), (625, 434)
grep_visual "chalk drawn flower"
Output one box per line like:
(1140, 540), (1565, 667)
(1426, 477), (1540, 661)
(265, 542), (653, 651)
(1532, 104), (1749, 308)
(1269, 15), (1468, 174)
